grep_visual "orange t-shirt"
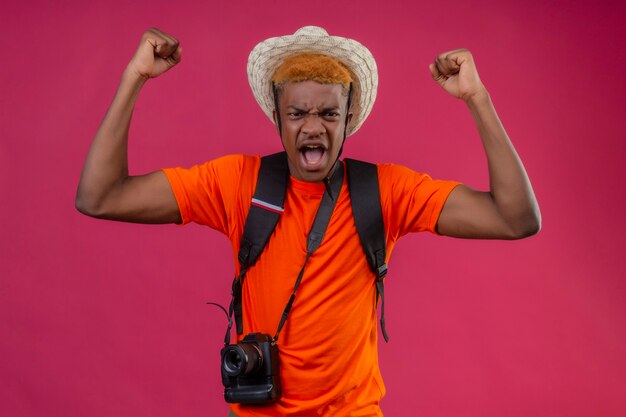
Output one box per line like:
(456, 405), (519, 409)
(163, 154), (459, 417)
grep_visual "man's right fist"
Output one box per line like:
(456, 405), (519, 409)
(127, 28), (182, 80)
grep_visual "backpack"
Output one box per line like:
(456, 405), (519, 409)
(232, 151), (389, 342)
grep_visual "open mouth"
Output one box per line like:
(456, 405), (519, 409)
(299, 144), (327, 169)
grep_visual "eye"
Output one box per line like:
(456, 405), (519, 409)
(322, 111), (341, 120)
(287, 112), (305, 120)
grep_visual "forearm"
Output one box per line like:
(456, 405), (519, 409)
(75, 68), (147, 214)
(466, 90), (541, 236)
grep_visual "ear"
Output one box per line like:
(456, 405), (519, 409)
(272, 110), (280, 134)
(345, 112), (353, 129)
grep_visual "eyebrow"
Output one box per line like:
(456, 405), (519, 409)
(286, 105), (341, 112)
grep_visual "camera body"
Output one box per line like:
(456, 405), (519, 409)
(221, 333), (281, 404)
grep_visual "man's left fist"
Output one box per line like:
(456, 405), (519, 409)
(429, 49), (486, 102)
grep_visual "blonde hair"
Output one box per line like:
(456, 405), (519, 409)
(272, 53), (352, 95)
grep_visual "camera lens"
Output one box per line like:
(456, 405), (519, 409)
(222, 344), (263, 377)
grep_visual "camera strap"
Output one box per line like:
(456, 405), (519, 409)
(272, 161), (344, 343)
(223, 155), (343, 346)
(221, 152), (391, 346)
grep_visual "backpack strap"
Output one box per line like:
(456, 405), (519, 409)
(345, 158), (390, 342)
(232, 152), (289, 336)
(229, 153), (390, 343)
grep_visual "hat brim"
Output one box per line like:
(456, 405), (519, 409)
(247, 26), (378, 137)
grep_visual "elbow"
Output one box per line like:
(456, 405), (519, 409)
(514, 220), (541, 239)
(75, 188), (105, 218)
(75, 193), (95, 217)
(508, 211), (542, 239)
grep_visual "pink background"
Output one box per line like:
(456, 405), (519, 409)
(1, 0), (625, 416)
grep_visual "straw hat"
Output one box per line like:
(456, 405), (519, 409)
(247, 26), (378, 137)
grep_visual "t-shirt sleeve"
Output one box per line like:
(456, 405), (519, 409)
(162, 154), (259, 235)
(378, 163), (461, 238)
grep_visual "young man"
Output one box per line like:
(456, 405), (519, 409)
(76, 26), (540, 417)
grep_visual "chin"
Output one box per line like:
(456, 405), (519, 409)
(297, 169), (327, 183)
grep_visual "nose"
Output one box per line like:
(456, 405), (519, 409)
(301, 113), (324, 137)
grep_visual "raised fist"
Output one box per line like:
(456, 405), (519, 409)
(429, 49), (486, 102)
(127, 28), (182, 79)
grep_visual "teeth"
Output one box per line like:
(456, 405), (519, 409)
(301, 146), (325, 165)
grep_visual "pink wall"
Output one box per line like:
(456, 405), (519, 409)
(1, 0), (624, 416)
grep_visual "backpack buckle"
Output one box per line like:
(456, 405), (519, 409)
(376, 263), (388, 281)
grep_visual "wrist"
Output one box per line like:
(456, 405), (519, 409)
(465, 87), (490, 107)
(122, 64), (150, 86)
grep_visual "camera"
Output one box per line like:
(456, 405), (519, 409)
(221, 333), (281, 404)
